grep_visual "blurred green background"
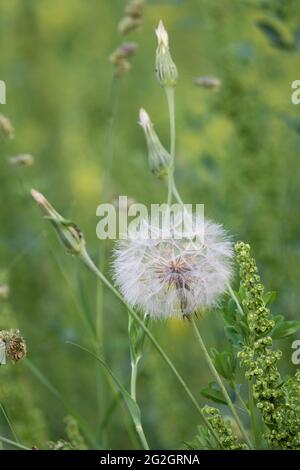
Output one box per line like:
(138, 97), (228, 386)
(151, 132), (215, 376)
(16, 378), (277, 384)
(0, 0), (300, 449)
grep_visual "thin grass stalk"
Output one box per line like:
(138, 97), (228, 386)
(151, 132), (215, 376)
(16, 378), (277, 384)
(96, 74), (121, 441)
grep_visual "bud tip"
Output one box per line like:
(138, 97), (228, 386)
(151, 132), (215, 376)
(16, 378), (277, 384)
(139, 108), (151, 129)
(31, 189), (46, 205)
(155, 20), (168, 48)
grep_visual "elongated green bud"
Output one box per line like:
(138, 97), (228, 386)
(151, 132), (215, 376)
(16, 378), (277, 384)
(139, 108), (171, 178)
(155, 20), (178, 88)
(31, 189), (85, 256)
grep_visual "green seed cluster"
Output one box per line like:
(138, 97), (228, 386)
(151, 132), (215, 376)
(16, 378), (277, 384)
(235, 241), (300, 449)
(203, 406), (247, 450)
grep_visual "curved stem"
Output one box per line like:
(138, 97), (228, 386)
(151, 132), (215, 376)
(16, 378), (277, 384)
(0, 435), (30, 450)
(79, 249), (223, 448)
(227, 283), (244, 318)
(191, 317), (253, 449)
(248, 379), (260, 448)
(130, 360), (139, 402)
(165, 86), (175, 205)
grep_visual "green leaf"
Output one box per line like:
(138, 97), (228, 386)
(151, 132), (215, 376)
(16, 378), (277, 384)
(211, 349), (236, 381)
(224, 325), (243, 348)
(67, 342), (143, 431)
(264, 291), (277, 306)
(200, 382), (227, 405)
(256, 18), (294, 50)
(271, 320), (300, 340)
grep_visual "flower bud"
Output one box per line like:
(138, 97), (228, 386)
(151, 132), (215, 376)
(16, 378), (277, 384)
(31, 189), (85, 256)
(193, 76), (221, 91)
(155, 21), (178, 88)
(109, 42), (138, 77)
(0, 114), (14, 139)
(117, 0), (144, 35)
(117, 16), (142, 35)
(8, 154), (34, 167)
(139, 108), (171, 178)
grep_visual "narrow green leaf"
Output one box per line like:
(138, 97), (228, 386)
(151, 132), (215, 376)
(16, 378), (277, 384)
(200, 382), (227, 405)
(67, 342), (142, 430)
(264, 291), (277, 306)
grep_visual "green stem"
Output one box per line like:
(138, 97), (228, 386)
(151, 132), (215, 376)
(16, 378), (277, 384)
(172, 181), (184, 205)
(0, 401), (19, 443)
(0, 435), (30, 450)
(165, 86), (175, 205)
(130, 359), (139, 402)
(191, 317), (253, 449)
(227, 285), (260, 447)
(235, 388), (250, 416)
(96, 74), (120, 440)
(79, 248), (223, 448)
(248, 380), (260, 448)
(227, 283), (244, 318)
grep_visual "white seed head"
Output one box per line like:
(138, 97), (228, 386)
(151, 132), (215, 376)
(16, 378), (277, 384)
(155, 20), (169, 51)
(113, 215), (233, 320)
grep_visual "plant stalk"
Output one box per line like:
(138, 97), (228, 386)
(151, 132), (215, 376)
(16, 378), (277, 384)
(191, 317), (253, 449)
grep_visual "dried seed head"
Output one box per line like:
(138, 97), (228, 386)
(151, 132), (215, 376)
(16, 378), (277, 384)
(125, 0), (144, 18)
(155, 20), (178, 88)
(0, 114), (14, 139)
(139, 108), (172, 178)
(0, 329), (27, 363)
(118, 0), (144, 35)
(8, 154), (34, 167)
(118, 16), (142, 35)
(31, 189), (86, 256)
(193, 76), (221, 91)
(109, 42), (138, 77)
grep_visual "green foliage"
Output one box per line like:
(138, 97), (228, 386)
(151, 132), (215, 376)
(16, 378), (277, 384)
(235, 241), (300, 449)
(187, 407), (246, 450)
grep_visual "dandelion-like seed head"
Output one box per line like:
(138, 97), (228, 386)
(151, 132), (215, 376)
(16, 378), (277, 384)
(113, 215), (233, 319)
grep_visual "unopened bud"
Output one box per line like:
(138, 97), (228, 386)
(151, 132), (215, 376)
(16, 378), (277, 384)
(9, 154), (34, 167)
(0, 114), (14, 139)
(155, 21), (178, 88)
(31, 189), (85, 256)
(139, 108), (171, 178)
